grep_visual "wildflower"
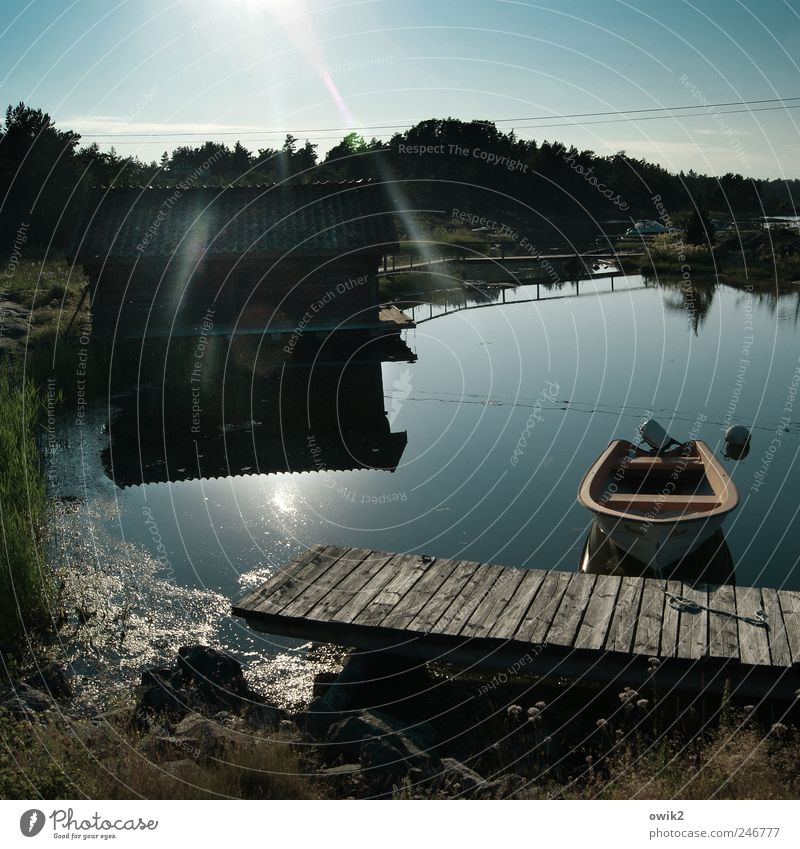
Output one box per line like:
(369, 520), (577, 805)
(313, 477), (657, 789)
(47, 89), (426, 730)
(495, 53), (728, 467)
(769, 722), (788, 739)
(615, 729), (624, 740)
(596, 718), (607, 729)
(535, 701), (547, 711)
(507, 704), (523, 719)
(636, 699), (649, 709)
(527, 706), (542, 723)
(618, 687), (639, 704)
(647, 657), (660, 667)
(744, 704), (755, 713)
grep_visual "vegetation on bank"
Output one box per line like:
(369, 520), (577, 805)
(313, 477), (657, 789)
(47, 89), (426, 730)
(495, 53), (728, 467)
(1, 675), (797, 800)
(0, 374), (53, 653)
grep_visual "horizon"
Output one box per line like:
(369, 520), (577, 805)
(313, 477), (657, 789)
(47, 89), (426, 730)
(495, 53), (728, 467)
(1, 0), (799, 179)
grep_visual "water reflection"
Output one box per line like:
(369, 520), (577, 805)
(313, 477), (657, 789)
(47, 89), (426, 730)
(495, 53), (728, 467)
(579, 520), (735, 585)
(103, 335), (412, 488)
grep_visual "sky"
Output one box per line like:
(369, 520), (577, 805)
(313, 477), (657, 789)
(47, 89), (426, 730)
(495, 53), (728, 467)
(1, 0), (799, 177)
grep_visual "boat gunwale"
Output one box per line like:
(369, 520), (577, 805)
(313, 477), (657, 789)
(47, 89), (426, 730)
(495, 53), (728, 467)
(577, 439), (739, 523)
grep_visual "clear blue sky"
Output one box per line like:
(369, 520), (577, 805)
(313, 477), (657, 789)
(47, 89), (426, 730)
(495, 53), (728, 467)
(1, 0), (799, 177)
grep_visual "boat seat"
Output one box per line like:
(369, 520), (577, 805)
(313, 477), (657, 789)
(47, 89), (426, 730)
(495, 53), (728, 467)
(602, 493), (720, 511)
(621, 457), (705, 471)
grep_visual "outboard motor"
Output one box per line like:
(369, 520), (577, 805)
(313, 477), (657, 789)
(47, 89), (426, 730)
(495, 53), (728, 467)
(724, 425), (751, 460)
(639, 419), (680, 453)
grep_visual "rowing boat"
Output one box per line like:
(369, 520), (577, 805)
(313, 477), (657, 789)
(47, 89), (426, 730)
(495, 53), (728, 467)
(577, 427), (738, 569)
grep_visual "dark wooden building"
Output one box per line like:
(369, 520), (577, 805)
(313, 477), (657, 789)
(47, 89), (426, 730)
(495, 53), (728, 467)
(70, 181), (400, 339)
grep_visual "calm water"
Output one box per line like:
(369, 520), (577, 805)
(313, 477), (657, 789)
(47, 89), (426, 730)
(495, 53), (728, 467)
(49, 275), (800, 707)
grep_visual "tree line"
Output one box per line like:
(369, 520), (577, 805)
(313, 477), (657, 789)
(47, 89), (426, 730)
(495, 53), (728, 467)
(1, 102), (797, 255)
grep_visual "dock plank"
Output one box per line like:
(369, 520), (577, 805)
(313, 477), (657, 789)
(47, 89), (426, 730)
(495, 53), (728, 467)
(660, 579), (683, 658)
(332, 553), (416, 624)
(761, 588), (792, 668)
(574, 574), (622, 651)
(676, 583), (709, 661)
(433, 563), (507, 636)
(407, 560), (476, 634)
(736, 586), (771, 667)
(460, 566), (527, 638)
(707, 583), (739, 660)
(304, 550), (398, 622)
(381, 558), (463, 631)
(604, 576), (644, 654)
(633, 580), (666, 657)
(250, 545), (351, 615)
(546, 573), (597, 648)
(488, 569), (548, 640)
(235, 544), (326, 611)
(515, 571), (572, 644)
(777, 590), (800, 664)
(352, 554), (431, 627)
(278, 548), (374, 619)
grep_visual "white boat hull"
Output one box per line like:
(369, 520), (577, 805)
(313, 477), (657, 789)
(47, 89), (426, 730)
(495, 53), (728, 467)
(594, 512), (725, 568)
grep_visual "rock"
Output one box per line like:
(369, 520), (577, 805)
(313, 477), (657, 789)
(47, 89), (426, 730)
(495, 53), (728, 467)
(172, 713), (234, 760)
(437, 757), (485, 796)
(322, 652), (432, 712)
(2, 684), (57, 717)
(176, 645), (257, 712)
(23, 663), (73, 699)
(242, 702), (286, 731)
(327, 710), (438, 773)
(479, 772), (527, 799)
(300, 696), (341, 740)
(136, 667), (191, 715)
(359, 737), (409, 782)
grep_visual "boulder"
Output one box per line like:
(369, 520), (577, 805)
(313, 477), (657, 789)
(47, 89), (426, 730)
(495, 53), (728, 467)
(2, 684), (57, 717)
(242, 702), (286, 731)
(300, 696), (341, 740)
(23, 663), (72, 699)
(177, 645), (256, 711)
(327, 710), (439, 774)
(436, 757), (486, 796)
(136, 667), (191, 715)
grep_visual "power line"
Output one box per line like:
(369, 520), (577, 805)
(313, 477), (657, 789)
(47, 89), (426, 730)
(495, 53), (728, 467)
(82, 102), (800, 147)
(75, 95), (800, 139)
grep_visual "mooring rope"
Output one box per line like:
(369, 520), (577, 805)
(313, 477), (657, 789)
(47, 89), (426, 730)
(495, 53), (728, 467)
(664, 589), (769, 630)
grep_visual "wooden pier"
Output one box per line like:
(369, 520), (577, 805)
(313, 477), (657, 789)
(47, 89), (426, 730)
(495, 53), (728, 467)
(233, 545), (800, 700)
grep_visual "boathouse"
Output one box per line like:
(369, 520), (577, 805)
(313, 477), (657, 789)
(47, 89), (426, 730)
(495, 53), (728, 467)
(70, 181), (400, 339)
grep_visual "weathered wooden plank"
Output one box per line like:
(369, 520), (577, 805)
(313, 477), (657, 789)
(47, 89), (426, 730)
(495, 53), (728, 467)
(381, 557), (463, 630)
(515, 571), (572, 644)
(660, 579), (683, 658)
(251, 545), (351, 614)
(407, 560), (477, 633)
(633, 579), (666, 657)
(777, 590), (800, 665)
(460, 566), (527, 638)
(574, 573), (622, 651)
(278, 548), (374, 619)
(304, 551), (398, 622)
(352, 554), (432, 627)
(545, 573), (597, 648)
(332, 553), (417, 624)
(707, 583), (739, 660)
(676, 583), (709, 661)
(736, 586), (771, 667)
(604, 576), (644, 654)
(487, 569), (548, 640)
(761, 587), (792, 668)
(235, 543), (326, 611)
(433, 563), (507, 636)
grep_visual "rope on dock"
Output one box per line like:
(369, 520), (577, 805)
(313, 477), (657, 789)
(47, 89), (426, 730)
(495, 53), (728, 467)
(664, 589), (769, 629)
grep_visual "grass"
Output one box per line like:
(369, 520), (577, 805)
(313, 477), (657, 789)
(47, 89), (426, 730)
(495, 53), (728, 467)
(0, 372), (54, 654)
(0, 708), (320, 799)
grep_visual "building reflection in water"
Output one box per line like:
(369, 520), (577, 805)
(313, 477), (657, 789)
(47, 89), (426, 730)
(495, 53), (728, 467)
(102, 332), (414, 488)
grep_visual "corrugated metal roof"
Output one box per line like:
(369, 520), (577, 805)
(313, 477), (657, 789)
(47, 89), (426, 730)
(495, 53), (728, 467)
(72, 181), (398, 262)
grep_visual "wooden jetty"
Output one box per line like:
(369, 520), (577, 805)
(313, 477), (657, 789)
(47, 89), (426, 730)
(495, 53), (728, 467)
(234, 544), (800, 700)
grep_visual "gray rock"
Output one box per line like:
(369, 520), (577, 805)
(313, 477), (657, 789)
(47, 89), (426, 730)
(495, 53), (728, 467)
(2, 684), (57, 716)
(242, 702), (286, 731)
(437, 757), (486, 796)
(136, 667), (190, 715)
(23, 663), (73, 699)
(479, 772), (527, 799)
(300, 696), (341, 739)
(327, 710), (438, 770)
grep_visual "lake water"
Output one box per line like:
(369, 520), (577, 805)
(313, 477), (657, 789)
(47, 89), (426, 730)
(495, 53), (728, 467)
(49, 275), (800, 708)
